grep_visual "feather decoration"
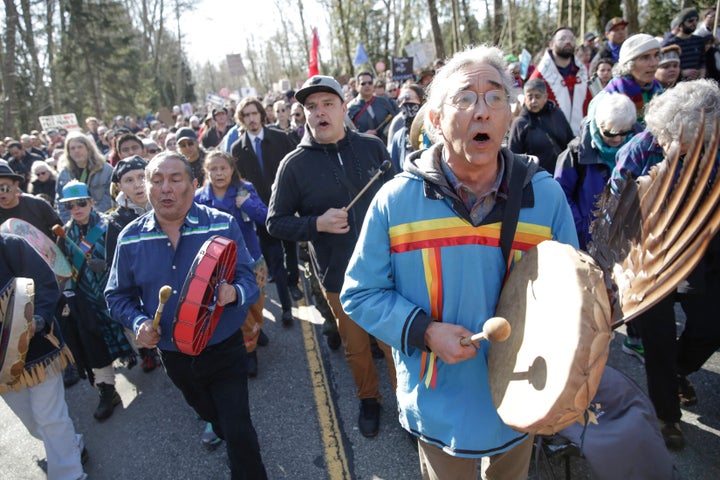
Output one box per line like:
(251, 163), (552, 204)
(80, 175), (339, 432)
(589, 116), (720, 328)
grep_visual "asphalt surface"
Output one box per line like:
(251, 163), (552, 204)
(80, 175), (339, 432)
(1, 285), (718, 479)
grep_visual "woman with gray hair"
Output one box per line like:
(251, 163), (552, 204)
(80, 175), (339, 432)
(554, 93), (640, 250)
(601, 33), (663, 123)
(611, 78), (720, 450)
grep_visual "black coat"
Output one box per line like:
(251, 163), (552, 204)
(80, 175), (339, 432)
(231, 127), (297, 205)
(508, 102), (575, 173)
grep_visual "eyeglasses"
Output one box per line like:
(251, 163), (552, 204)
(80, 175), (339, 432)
(147, 148), (161, 154)
(447, 89), (509, 110)
(178, 141), (195, 148)
(601, 129), (632, 138)
(0, 185), (14, 193)
(63, 199), (89, 210)
(360, 81), (373, 86)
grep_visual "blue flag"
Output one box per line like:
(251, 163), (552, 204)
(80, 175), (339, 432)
(354, 42), (369, 67)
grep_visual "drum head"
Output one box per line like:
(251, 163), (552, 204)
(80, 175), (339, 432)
(489, 241), (612, 434)
(173, 236), (237, 356)
(0, 278), (34, 387)
(0, 219), (72, 280)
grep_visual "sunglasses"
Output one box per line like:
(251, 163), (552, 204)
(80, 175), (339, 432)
(360, 81), (373, 86)
(37, 171), (49, 176)
(147, 148), (161, 154)
(292, 113), (302, 117)
(63, 199), (89, 210)
(178, 141), (195, 148)
(0, 184), (14, 193)
(601, 130), (632, 138)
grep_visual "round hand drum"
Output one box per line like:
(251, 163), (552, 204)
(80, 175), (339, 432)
(488, 241), (613, 435)
(0, 277), (35, 393)
(0, 219), (72, 284)
(173, 236), (237, 356)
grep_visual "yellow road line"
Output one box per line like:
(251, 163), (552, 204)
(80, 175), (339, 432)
(300, 305), (351, 480)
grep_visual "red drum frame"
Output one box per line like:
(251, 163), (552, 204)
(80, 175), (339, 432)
(173, 236), (237, 356)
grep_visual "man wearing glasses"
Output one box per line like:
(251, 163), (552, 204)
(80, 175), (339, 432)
(174, 127), (206, 185)
(662, 8), (707, 81)
(341, 46), (577, 478)
(347, 71), (399, 143)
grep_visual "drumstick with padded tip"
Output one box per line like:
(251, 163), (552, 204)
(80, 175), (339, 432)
(345, 160), (392, 211)
(459, 317), (511, 346)
(152, 286), (173, 331)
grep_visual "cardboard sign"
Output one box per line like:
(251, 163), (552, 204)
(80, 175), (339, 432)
(38, 113), (81, 132)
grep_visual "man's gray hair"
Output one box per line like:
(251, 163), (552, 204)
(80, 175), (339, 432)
(424, 45), (515, 141)
(146, 151), (195, 182)
(645, 79), (720, 147)
(594, 93), (637, 132)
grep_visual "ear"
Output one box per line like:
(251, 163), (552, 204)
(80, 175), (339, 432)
(428, 108), (443, 138)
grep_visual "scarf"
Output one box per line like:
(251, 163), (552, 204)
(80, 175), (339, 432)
(589, 118), (633, 169)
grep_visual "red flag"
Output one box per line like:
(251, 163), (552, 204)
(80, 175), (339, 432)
(309, 28), (320, 78)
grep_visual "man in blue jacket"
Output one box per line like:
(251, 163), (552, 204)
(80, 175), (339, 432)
(342, 46), (578, 479)
(105, 152), (266, 480)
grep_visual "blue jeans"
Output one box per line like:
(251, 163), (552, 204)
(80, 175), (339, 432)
(161, 329), (267, 480)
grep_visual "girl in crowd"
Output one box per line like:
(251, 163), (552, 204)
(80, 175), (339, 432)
(193, 150), (269, 446)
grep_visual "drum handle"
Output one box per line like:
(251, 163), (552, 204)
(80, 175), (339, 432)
(152, 285), (173, 331)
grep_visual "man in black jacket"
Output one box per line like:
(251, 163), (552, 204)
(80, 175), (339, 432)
(267, 76), (396, 438)
(231, 97), (298, 326)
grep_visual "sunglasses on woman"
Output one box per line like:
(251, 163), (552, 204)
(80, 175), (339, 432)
(63, 199), (89, 210)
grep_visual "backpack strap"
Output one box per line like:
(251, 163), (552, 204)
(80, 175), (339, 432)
(500, 157), (529, 270)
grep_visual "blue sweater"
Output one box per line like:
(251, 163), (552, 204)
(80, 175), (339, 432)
(194, 181), (266, 261)
(105, 203), (259, 352)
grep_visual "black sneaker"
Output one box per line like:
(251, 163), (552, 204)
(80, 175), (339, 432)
(289, 285), (304, 301)
(358, 398), (380, 438)
(678, 375), (697, 407)
(63, 364), (80, 388)
(281, 310), (293, 327)
(257, 329), (269, 347)
(660, 421), (685, 450)
(326, 332), (341, 351)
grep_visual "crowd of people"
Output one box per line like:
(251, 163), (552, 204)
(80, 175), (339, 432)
(1, 7), (719, 480)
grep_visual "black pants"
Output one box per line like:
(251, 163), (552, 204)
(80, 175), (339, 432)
(161, 329), (267, 480)
(282, 240), (299, 286)
(636, 291), (720, 423)
(258, 228), (292, 312)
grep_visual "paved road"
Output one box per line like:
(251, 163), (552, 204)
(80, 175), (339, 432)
(1, 287), (718, 479)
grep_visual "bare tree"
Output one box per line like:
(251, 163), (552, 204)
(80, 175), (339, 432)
(2, 0), (20, 135)
(427, 0), (445, 60)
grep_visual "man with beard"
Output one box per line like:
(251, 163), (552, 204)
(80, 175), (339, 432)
(529, 27), (592, 136)
(662, 8), (706, 81)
